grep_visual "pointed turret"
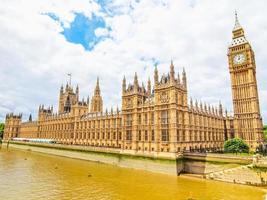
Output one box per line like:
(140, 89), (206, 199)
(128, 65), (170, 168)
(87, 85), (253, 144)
(90, 77), (103, 113)
(94, 77), (100, 96)
(76, 84), (79, 94)
(76, 84), (79, 101)
(170, 60), (175, 81)
(65, 82), (69, 92)
(122, 76), (126, 93)
(219, 101), (223, 116)
(134, 72), (139, 90)
(154, 65), (159, 85)
(116, 105), (119, 114)
(29, 114), (32, 122)
(87, 96), (90, 104)
(147, 78), (151, 95)
(177, 73), (180, 85)
(142, 82), (145, 92)
(60, 84), (64, 94)
(182, 68), (187, 90)
(190, 98), (193, 109)
(195, 100), (198, 111)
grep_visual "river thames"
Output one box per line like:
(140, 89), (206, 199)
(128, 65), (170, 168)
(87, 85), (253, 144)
(0, 147), (266, 200)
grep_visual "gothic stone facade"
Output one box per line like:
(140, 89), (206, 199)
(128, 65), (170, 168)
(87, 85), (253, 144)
(4, 14), (263, 154)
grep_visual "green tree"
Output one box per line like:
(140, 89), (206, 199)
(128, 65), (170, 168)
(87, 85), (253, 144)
(263, 125), (267, 141)
(224, 138), (249, 154)
(0, 123), (4, 139)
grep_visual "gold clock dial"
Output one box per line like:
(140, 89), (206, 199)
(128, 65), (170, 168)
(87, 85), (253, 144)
(233, 53), (246, 65)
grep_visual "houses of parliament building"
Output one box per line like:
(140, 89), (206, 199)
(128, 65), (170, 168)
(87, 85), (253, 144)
(3, 13), (264, 155)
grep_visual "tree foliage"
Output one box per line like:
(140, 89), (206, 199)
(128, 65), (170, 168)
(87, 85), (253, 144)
(263, 125), (267, 141)
(224, 138), (249, 154)
(0, 123), (4, 139)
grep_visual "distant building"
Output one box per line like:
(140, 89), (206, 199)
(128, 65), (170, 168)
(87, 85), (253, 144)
(4, 13), (264, 155)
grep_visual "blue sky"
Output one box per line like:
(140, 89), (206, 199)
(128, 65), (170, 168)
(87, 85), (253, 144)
(46, 12), (108, 51)
(0, 0), (267, 123)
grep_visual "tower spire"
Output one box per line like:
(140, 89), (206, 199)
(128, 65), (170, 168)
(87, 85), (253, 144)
(233, 10), (242, 31)
(94, 77), (100, 95)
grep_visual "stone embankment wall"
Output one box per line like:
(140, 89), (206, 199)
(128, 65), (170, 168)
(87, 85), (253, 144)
(2, 141), (183, 175)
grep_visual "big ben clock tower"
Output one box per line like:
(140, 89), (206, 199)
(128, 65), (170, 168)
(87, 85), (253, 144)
(228, 12), (263, 149)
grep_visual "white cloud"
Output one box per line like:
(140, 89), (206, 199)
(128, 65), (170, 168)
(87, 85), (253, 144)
(0, 0), (267, 124)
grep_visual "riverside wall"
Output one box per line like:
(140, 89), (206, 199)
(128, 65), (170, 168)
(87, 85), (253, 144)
(2, 141), (183, 175)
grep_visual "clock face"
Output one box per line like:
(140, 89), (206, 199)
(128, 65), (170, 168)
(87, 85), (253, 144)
(233, 53), (246, 65)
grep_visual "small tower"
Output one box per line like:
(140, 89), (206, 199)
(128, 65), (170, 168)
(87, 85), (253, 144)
(90, 77), (103, 113)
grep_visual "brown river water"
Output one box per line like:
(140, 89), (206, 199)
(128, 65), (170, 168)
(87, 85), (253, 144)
(0, 147), (266, 200)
